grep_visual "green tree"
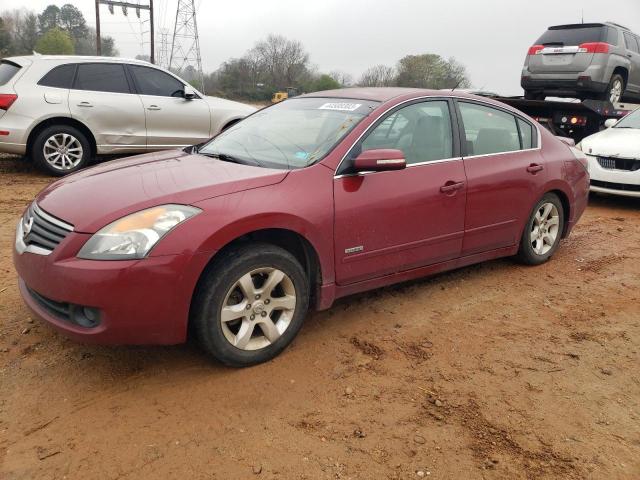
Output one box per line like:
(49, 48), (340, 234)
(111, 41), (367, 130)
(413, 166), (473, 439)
(59, 4), (87, 39)
(2, 10), (39, 55)
(395, 54), (471, 89)
(308, 74), (341, 92)
(35, 27), (74, 54)
(74, 28), (118, 56)
(38, 5), (60, 34)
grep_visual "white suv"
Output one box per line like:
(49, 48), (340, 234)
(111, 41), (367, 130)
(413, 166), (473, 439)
(0, 55), (255, 175)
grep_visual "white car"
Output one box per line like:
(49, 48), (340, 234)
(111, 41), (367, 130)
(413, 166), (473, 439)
(579, 108), (640, 197)
(0, 55), (256, 175)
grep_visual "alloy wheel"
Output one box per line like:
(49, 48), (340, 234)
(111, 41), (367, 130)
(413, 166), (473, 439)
(609, 78), (623, 104)
(220, 267), (297, 351)
(530, 202), (560, 255)
(43, 133), (83, 171)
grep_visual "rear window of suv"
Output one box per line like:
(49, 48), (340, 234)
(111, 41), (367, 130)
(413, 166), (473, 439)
(0, 61), (21, 86)
(38, 64), (76, 88)
(536, 24), (606, 46)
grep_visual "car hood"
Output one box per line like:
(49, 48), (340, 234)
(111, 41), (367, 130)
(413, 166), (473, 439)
(36, 150), (288, 233)
(581, 127), (640, 159)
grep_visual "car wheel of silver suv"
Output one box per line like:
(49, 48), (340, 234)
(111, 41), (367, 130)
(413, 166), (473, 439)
(603, 74), (625, 104)
(32, 125), (91, 176)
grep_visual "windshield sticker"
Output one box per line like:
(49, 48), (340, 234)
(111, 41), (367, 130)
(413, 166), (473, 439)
(319, 102), (362, 112)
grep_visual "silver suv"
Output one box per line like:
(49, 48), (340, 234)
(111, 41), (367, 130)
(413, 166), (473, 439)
(522, 22), (640, 103)
(0, 55), (255, 175)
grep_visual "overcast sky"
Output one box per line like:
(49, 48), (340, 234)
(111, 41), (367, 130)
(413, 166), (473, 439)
(16, 0), (640, 94)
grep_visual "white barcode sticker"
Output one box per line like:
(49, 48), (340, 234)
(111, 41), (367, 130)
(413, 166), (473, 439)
(318, 102), (362, 111)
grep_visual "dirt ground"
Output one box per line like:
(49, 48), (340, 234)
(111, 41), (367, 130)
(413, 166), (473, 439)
(1, 155), (639, 480)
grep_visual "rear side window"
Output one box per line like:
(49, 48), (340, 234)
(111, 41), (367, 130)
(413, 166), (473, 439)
(129, 65), (184, 97)
(74, 63), (130, 94)
(517, 118), (535, 149)
(38, 64), (76, 88)
(0, 61), (20, 86)
(536, 24), (605, 46)
(458, 102), (521, 156)
(606, 27), (619, 46)
(623, 33), (640, 53)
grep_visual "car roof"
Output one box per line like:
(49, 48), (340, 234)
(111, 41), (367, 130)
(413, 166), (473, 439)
(301, 87), (502, 104)
(4, 54), (153, 66)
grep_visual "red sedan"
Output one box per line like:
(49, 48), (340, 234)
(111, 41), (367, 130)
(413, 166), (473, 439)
(13, 88), (589, 366)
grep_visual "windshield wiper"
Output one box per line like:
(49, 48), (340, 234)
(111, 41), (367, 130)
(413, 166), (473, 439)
(200, 151), (256, 166)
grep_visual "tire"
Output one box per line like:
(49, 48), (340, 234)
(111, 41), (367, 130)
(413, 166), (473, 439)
(192, 242), (310, 367)
(516, 193), (565, 265)
(600, 73), (625, 104)
(31, 125), (91, 176)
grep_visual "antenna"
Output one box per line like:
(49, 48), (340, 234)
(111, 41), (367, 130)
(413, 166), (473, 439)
(169, 0), (205, 93)
(581, 9), (584, 24)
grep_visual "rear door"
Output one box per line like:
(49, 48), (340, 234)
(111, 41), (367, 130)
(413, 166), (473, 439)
(69, 63), (146, 152)
(334, 99), (466, 285)
(527, 24), (606, 73)
(623, 32), (640, 92)
(456, 101), (547, 256)
(128, 65), (211, 149)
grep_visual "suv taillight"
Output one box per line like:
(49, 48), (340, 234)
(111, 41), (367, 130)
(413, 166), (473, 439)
(528, 45), (544, 55)
(0, 94), (18, 110)
(578, 42), (610, 54)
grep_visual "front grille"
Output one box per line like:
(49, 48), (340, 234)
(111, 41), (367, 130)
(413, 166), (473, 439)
(591, 180), (640, 192)
(597, 156), (640, 171)
(21, 203), (73, 254)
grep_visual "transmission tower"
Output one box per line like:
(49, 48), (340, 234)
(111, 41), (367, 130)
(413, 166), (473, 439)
(169, 0), (205, 93)
(156, 29), (170, 69)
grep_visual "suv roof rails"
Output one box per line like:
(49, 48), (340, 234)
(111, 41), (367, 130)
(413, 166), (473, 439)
(606, 22), (631, 31)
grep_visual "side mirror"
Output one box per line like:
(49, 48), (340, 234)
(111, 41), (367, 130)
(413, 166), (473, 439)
(604, 118), (617, 128)
(183, 85), (196, 100)
(353, 149), (406, 172)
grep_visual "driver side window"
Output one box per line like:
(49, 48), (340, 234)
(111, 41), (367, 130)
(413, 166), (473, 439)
(360, 100), (454, 165)
(129, 65), (186, 97)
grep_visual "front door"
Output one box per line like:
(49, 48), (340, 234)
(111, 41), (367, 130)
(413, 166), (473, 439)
(128, 65), (211, 149)
(623, 32), (640, 93)
(69, 62), (146, 153)
(334, 99), (467, 285)
(456, 100), (548, 256)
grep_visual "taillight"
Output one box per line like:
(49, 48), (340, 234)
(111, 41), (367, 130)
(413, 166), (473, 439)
(578, 42), (610, 54)
(528, 45), (544, 55)
(0, 94), (18, 110)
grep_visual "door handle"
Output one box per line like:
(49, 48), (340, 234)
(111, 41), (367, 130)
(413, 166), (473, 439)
(147, 105), (161, 111)
(526, 163), (544, 174)
(440, 181), (465, 193)
(77, 101), (93, 107)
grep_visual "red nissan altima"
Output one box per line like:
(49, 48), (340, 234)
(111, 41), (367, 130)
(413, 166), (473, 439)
(13, 88), (589, 366)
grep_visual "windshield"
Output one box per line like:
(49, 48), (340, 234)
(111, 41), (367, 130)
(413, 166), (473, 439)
(614, 109), (640, 129)
(199, 97), (379, 169)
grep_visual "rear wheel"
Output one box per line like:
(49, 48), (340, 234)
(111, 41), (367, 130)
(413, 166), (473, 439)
(32, 125), (91, 176)
(516, 193), (565, 265)
(192, 243), (310, 367)
(601, 74), (625, 104)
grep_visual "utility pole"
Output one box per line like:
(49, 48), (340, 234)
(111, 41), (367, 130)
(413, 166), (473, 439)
(94, 1), (155, 63)
(95, 0), (101, 56)
(170, 0), (205, 92)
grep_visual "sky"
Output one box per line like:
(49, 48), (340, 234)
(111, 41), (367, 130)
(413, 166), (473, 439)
(13, 0), (640, 95)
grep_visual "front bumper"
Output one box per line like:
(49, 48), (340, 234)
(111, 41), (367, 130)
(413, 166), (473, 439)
(13, 231), (213, 345)
(587, 154), (640, 198)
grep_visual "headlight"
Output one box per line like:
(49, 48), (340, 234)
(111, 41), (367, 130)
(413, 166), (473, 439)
(78, 204), (201, 260)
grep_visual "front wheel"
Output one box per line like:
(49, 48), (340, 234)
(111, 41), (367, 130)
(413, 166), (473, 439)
(192, 243), (310, 367)
(516, 193), (565, 265)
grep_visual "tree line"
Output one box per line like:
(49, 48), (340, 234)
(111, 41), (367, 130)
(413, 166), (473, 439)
(0, 4), (117, 57)
(0, 5), (471, 100)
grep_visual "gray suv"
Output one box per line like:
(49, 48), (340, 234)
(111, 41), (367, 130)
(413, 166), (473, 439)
(522, 22), (640, 103)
